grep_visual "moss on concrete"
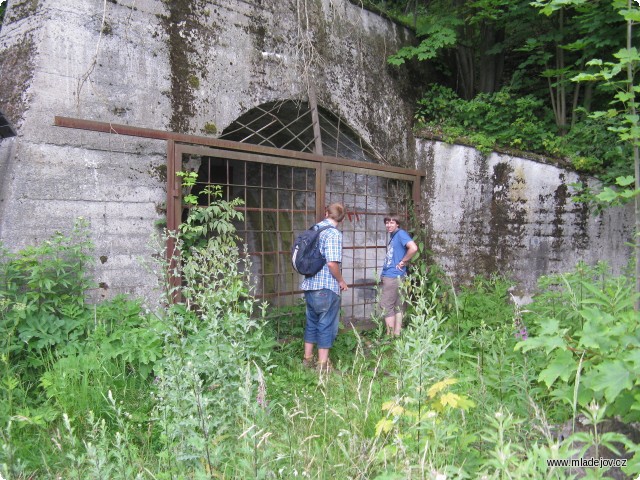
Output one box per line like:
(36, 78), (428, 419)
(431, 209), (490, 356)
(159, 0), (219, 134)
(0, 34), (36, 128)
(6, 0), (38, 24)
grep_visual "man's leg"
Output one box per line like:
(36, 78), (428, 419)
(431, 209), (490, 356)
(314, 289), (341, 370)
(304, 342), (315, 360)
(393, 312), (403, 336)
(381, 277), (400, 335)
(317, 347), (329, 364)
(303, 292), (319, 366)
(385, 315), (396, 335)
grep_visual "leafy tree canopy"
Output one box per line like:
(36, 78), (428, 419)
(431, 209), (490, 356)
(358, 0), (640, 184)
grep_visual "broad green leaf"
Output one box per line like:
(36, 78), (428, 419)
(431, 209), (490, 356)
(616, 175), (636, 187)
(596, 187), (619, 202)
(538, 349), (575, 388)
(621, 189), (640, 199)
(623, 114), (640, 124)
(615, 91), (635, 103)
(583, 361), (632, 403)
(539, 318), (561, 336)
(439, 392), (462, 408)
(585, 58), (604, 67)
(621, 348), (640, 372)
(613, 47), (640, 63)
(515, 335), (565, 353)
(577, 320), (611, 351)
(428, 378), (457, 398)
(375, 418), (394, 436)
(621, 9), (640, 22)
(572, 73), (600, 82)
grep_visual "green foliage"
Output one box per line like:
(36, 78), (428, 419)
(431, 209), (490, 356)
(2, 203), (639, 478)
(416, 85), (558, 155)
(568, 3), (640, 203)
(387, 15), (459, 65)
(0, 222), (161, 476)
(380, 0), (638, 185)
(560, 110), (632, 179)
(151, 191), (276, 476)
(0, 219), (94, 368)
(454, 275), (515, 334)
(178, 177), (244, 252)
(396, 281), (450, 391)
(516, 262), (640, 422)
(440, 276), (539, 420)
(571, 175), (639, 215)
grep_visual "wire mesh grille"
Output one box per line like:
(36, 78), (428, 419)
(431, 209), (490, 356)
(182, 100), (417, 324)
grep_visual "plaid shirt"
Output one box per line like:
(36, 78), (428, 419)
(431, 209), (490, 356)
(300, 219), (343, 295)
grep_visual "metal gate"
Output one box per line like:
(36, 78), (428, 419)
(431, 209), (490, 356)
(55, 115), (423, 323)
(170, 142), (421, 322)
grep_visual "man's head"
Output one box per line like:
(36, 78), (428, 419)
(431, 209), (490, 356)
(383, 214), (402, 226)
(326, 203), (346, 223)
(384, 214), (401, 233)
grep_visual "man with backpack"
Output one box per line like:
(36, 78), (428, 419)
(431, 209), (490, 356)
(300, 203), (348, 373)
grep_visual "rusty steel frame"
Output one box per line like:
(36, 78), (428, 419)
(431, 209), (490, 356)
(54, 115), (424, 318)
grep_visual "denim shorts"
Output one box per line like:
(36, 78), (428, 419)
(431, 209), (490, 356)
(303, 289), (341, 349)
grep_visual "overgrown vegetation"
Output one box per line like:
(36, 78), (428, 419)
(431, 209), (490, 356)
(371, 0), (640, 306)
(414, 85), (631, 181)
(359, 0), (640, 187)
(1, 196), (639, 478)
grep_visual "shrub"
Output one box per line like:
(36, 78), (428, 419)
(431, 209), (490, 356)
(0, 219), (94, 377)
(416, 85), (556, 154)
(517, 262), (640, 422)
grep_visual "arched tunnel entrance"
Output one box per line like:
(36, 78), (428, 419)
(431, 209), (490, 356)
(176, 100), (423, 322)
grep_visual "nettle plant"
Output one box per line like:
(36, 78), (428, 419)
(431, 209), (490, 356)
(516, 262), (640, 422)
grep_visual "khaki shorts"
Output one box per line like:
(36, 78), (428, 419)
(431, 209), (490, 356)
(379, 276), (406, 318)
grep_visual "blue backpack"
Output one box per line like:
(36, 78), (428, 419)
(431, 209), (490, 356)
(291, 225), (335, 277)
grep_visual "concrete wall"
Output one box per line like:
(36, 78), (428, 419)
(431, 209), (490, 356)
(0, 0), (633, 304)
(418, 140), (633, 299)
(0, 0), (420, 302)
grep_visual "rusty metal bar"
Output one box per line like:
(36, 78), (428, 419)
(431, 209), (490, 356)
(54, 116), (424, 178)
(309, 85), (324, 156)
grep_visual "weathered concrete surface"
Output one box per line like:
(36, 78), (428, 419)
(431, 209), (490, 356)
(0, 0), (420, 301)
(0, 0), (633, 304)
(418, 140), (633, 298)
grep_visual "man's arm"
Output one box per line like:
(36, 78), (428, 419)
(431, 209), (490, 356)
(327, 261), (348, 291)
(397, 241), (418, 269)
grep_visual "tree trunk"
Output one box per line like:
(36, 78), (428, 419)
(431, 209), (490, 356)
(455, 44), (475, 99)
(478, 22), (505, 94)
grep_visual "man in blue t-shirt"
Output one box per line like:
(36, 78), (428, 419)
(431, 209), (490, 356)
(380, 214), (418, 336)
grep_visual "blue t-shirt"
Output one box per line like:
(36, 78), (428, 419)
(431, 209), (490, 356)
(381, 229), (413, 278)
